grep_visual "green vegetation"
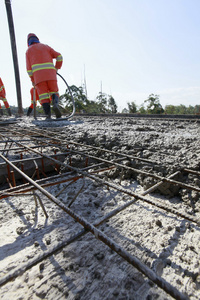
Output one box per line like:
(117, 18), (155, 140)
(59, 86), (118, 114)
(127, 94), (200, 115)
(21, 86), (200, 115)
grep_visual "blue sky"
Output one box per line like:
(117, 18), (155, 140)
(1, 0), (200, 111)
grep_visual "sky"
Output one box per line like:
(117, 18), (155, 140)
(1, 0), (200, 112)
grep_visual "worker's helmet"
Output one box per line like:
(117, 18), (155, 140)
(27, 33), (39, 46)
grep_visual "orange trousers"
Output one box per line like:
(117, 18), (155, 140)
(29, 87), (41, 109)
(0, 98), (10, 109)
(36, 80), (59, 104)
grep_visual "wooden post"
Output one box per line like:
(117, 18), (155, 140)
(5, 0), (23, 115)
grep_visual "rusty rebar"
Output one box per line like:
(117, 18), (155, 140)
(68, 177), (85, 207)
(0, 133), (199, 224)
(6, 127), (200, 195)
(0, 153), (189, 300)
(142, 171), (181, 196)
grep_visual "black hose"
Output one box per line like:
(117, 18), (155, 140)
(57, 72), (76, 119)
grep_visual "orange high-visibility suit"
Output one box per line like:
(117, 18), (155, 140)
(29, 87), (40, 109)
(0, 77), (10, 109)
(27, 87), (43, 116)
(26, 34), (63, 105)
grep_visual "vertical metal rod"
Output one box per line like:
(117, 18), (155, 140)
(36, 167), (40, 180)
(54, 149), (59, 172)
(33, 191), (38, 207)
(6, 177), (12, 188)
(21, 163), (26, 184)
(20, 154), (25, 182)
(11, 170), (16, 187)
(4, 0), (23, 115)
(33, 87), (37, 119)
(6, 163), (11, 180)
(35, 194), (48, 218)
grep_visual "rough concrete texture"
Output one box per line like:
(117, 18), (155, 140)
(0, 116), (200, 300)
(61, 116), (200, 206)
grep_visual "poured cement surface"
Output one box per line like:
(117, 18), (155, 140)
(0, 116), (200, 299)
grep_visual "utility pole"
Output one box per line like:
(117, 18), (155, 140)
(5, 0), (23, 115)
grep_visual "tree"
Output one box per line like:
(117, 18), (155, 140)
(127, 101), (137, 113)
(108, 96), (117, 113)
(164, 105), (176, 114)
(84, 99), (101, 113)
(174, 104), (187, 115)
(59, 83), (119, 114)
(187, 105), (195, 114)
(144, 94), (164, 114)
(164, 104), (198, 115)
(194, 105), (200, 115)
(122, 108), (129, 113)
(138, 105), (146, 114)
(60, 85), (87, 112)
(96, 92), (108, 113)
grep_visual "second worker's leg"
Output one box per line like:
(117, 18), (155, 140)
(6, 107), (12, 116)
(27, 107), (33, 116)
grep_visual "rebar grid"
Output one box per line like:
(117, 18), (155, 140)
(5, 126), (200, 195)
(0, 124), (198, 299)
(0, 127), (199, 223)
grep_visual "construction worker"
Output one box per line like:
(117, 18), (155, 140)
(0, 77), (12, 116)
(27, 87), (41, 116)
(26, 33), (63, 119)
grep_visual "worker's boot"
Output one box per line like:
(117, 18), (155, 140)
(7, 107), (12, 116)
(0, 109), (3, 116)
(52, 94), (62, 118)
(27, 107), (33, 116)
(42, 103), (51, 120)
